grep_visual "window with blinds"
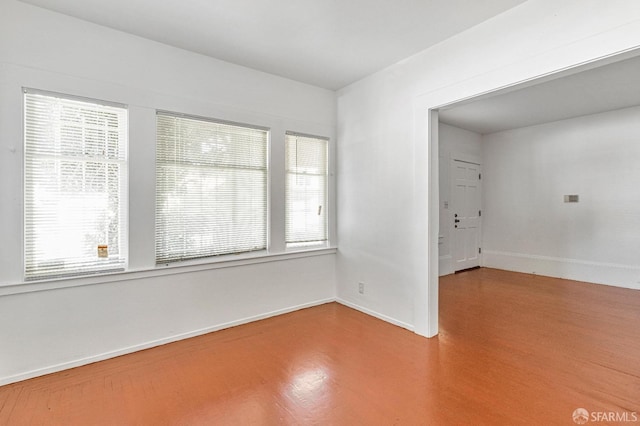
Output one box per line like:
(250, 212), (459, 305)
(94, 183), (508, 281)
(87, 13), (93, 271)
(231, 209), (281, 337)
(285, 132), (328, 247)
(24, 90), (128, 280)
(156, 112), (268, 263)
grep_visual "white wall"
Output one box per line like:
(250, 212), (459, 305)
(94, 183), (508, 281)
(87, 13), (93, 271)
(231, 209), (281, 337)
(438, 124), (482, 276)
(0, 1), (336, 385)
(337, 0), (640, 336)
(5, 0), (640, 385)
(482, 106), (640, 289)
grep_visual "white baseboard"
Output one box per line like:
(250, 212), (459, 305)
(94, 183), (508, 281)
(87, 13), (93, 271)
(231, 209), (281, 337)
(336, 298), (415, 332)
(439, 255), (453, 276)
(0, 297), (335, 387)
(483, 250), (640, 290)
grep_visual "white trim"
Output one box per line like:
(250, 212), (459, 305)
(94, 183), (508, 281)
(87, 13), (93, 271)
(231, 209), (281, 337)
(439, 254), (454, 276)
(0, 247), (337, 297)
(483, 250), (640, 290)
(285, 130), (330, 141)
(23, 86), (127, 109)
(0, 297), (335, 387)
(156, 109), (270, 132)
(0, 295), (424, 386)
(336, 298), (415, 332)
(450, 151), (481, 166)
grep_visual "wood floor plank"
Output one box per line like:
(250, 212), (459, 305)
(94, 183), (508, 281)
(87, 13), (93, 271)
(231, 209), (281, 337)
(1, 268), (639, 424)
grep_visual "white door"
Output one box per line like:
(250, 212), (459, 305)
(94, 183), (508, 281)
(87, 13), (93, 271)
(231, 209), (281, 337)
(452, 160), (481, 271)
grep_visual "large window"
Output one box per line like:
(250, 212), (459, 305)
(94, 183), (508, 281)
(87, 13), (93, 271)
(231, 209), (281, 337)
(285, 132), (328, 247)
(24, 89), (128, 280)
(156, 112), (268, 263)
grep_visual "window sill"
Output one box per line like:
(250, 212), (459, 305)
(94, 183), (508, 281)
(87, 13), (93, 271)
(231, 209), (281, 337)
(0, 247), (337, 297)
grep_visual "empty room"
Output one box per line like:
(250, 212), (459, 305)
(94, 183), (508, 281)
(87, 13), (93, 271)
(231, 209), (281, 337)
(1, 0), (639, 424)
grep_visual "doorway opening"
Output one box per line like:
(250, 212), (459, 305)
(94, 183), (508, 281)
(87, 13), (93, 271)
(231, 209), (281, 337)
(434, 49), (640, 291)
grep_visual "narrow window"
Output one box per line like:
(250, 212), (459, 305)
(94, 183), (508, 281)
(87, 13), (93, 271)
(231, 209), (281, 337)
(155, 112), (268, 263)
(24, 89), (128, 280)
(285, 132), (328, 248)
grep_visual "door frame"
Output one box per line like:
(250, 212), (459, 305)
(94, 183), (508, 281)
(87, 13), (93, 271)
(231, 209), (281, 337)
(415, 44), (640, 338)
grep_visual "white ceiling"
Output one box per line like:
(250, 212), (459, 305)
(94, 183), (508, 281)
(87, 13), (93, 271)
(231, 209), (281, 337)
(439, 53), (640, 134)
(18, 0), (526, 90)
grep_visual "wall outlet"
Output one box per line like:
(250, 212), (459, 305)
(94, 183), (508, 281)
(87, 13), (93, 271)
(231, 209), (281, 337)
(358, 282), (365, 294)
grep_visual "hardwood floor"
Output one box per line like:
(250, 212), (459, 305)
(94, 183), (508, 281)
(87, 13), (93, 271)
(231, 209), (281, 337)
(1, 268), (639, 425)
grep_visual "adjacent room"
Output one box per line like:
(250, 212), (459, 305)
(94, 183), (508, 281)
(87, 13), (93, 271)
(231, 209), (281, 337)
(438, 54), (640, 285)
(1, 0), (639, 424)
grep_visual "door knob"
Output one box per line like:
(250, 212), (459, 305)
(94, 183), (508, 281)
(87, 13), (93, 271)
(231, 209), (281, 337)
(454, 219), (460, 223)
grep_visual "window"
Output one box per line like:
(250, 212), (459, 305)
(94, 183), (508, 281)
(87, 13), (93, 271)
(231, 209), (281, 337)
(24, 89), (128, 280)
(285, 132), (328, 247)
(156, 112), (268, 263)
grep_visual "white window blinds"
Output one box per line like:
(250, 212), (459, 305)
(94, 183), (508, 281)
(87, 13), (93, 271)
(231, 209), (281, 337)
(285, 132), (328, 246)
(24, 90), (128, 280)
(156, 113), (268, 263)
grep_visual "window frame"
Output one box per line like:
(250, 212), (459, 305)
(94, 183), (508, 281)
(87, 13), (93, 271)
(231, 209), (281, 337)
(154, 110), (270, 265)
(23, 88), (129, 281)
(284, 131), (330, 249)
